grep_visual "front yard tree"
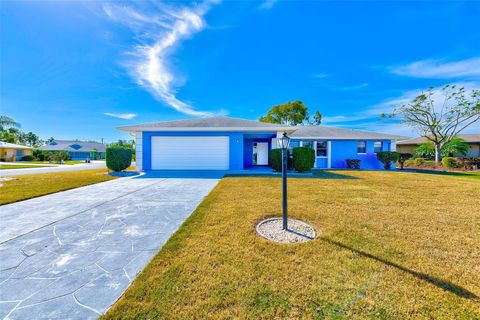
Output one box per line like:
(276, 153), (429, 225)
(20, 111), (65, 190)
(259, 100), (322, 126)
(383, 85), (480, 164)
(0, 115), (20, 131)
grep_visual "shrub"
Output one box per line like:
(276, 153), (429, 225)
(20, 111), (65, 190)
(106, 147), (132, 172)
(292, 147), (315, 172)
(33, 149), (44, 161)
(346, 159), (361, 169)
(21, 155), (34, 161)
(269, 149), (292, 172)
(441, 157), (457, 168)
(48, 151), (70, 163)
(376, 151), (400, 170)
(397, 153), (413, 170)
(413, 158), (425, 166)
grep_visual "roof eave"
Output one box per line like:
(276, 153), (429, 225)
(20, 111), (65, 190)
(116, 126), (295, 133)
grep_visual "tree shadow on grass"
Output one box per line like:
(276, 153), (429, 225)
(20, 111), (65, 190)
(320, 237), (478, 299)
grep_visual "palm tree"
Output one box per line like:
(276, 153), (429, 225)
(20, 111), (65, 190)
(0, 115), (20, 131)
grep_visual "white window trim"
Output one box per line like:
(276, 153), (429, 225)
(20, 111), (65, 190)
(357, 141), (367, 154)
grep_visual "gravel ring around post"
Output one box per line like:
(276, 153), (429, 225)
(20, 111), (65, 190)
(256, 217), (316, 243)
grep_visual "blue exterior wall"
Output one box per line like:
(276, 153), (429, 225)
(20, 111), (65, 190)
(290, 139), (392, 169)
(140, 132), (395, 171)
(68, 151), (106, 160)
(142, 131), (276, 171)
(330, 140), (391, 169)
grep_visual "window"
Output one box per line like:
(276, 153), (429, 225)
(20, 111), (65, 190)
(316, 141), (327, 157)
(357, 141), (366, 153)
(70, 144), (82, 150)
(289, 140), (300, 150)
(301, 141), (314, 149)
(374, 141), (382, 153)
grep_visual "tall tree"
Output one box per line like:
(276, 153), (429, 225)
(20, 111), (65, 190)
(0, 115), (20, 131)
(259, 100), (322, 126)
(24, 132), (43, 147)
(383, 85), (480, 164)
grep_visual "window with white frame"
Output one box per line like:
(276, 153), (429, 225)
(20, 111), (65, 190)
(374, 141), (382, 153)
(301, 141), (314, 149)
(357, 141), (366, 153)
(316, 141), (327, 157)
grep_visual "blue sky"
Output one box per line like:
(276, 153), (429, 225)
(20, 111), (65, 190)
(1, 0), (479, 142)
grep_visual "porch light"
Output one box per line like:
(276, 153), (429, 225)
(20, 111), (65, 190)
(279, 132), (291, 149)
(280, 132), (290, 230)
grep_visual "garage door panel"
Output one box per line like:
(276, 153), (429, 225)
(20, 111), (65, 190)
(151, 136), (229, 170)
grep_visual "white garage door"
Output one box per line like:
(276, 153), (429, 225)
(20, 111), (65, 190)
(151, 136), (230, 170)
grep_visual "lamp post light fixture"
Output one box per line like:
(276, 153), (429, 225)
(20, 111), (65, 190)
(279, 132), (291, 230)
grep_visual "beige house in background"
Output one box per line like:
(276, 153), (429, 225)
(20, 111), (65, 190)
(0, 141), (33, 162)
(397, 134), (480, 157)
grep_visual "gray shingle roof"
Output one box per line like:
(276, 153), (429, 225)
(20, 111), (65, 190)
(289, 126), (408, 140)
(117, 116), (293, 131)
(117, 116), (408, 140)
(39, 140), (106, 152)
(397, 134), (480, 145)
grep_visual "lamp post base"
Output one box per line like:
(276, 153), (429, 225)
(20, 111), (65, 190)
(256, 217), (316, 244)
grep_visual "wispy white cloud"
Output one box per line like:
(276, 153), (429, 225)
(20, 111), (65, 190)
(259, 0), (279, 10)
(390, 57), (480, 79)
(104, 112), (137, 120)
(104, 1), (220, 116)
(312, 73), (328, 79)
(341, 82), (369, 90)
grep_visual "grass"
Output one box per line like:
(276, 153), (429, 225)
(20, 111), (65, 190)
(0, 164), (50, 170)
(0, 168), (116, 205)
(103, 171), (480, 319)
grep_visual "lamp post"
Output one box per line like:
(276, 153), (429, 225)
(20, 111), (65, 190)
(279, 132), (291, 230)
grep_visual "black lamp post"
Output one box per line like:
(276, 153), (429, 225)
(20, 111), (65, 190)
(279, 132), (291, 230)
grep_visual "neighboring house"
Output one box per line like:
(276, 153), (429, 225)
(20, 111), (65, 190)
(397, 134), (480, 157)
(118, 116), (406, 171)
(39, 140), (106, 160)
(0, 142), (33, 161)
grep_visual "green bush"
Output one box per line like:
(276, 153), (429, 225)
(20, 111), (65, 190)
(376, 151), (400, 170)
(106, 147), (132, 172)
(397, 153), (413, 170)
(346, 159), (361, 169)
(413, 158), (425, 166)
(33, 149), (47, 161)
(441, 157), (457, 168)
(269, 149), (292, 172)
(292, 147), (315, 172)
(21, 155), (34, 161)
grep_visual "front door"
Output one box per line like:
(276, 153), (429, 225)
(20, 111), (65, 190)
(253, 142), (269, 165)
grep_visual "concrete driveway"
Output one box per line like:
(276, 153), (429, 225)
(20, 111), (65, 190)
(0, 161), (108, 177)
(0, 174), (220, 319)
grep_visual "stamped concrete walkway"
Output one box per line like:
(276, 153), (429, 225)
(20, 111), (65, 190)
(0, 174), (220, 319)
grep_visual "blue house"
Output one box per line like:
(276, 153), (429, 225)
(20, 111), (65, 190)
(39, 140), (106, 160)
(118, 116), (406, 171)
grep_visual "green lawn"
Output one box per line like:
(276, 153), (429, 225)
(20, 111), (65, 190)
(0, 164), (50, 170)
(0, 169), (117, 205)
(103, 171), (480, 319)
